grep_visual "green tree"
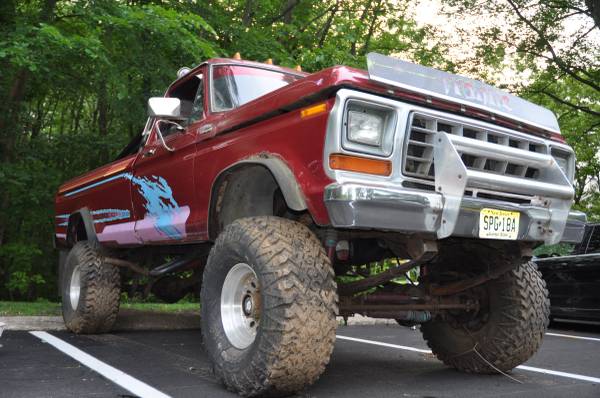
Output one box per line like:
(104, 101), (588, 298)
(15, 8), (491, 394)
(0, 0), (219, 299)
(0, 0), (446, 300)
(439, 0), (600, 216)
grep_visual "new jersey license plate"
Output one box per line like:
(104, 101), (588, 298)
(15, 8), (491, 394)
(479, 208), (520, 240)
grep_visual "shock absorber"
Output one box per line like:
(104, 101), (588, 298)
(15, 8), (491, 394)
(324, 229), (337, 262)
(401, 310), (431, 323)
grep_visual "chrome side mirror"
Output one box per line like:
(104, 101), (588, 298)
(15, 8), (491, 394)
(147, 97), (184, 119)
(153, 119), (184, 152)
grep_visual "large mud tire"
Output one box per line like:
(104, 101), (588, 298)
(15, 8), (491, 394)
(421, 261), (549, 373)
(201, 217), (338, 397)
(61, 241), (121, 334)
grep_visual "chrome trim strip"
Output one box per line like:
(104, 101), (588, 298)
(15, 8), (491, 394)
(63, 172), (130, 197)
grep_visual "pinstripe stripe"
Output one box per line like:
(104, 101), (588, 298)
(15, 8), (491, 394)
(64, 172), (131, 197)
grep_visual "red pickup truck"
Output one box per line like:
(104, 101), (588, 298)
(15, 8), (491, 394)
(55, 53), (585, 397)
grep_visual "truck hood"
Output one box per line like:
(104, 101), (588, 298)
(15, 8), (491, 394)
(366, 53), (560, 134)
(212, 54), (561, 139)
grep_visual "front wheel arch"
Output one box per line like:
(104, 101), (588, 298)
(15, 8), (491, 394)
(208, 158), (307, 239)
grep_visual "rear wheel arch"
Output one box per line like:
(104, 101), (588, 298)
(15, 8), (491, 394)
(208, 157), (307, 239)
(66, 208), (97, 246)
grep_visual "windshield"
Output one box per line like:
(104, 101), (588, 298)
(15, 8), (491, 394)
(211, 65), (301, 112)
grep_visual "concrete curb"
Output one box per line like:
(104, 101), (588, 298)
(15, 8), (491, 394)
(0, 316), (65, 331)
(0, 309), (201, 332)
(0, 311), (395, 331)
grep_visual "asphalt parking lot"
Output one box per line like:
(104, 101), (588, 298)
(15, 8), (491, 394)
(1, 323), (599, 398)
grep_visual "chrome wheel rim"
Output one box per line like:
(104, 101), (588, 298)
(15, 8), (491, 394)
(69, 265), (81, 310)
(220, 263), (261, 349)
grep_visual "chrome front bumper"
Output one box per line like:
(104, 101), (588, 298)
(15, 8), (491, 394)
(324, 183), (587, 244)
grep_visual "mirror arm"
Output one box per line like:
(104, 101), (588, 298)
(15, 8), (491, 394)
(154, 119), (184, 152)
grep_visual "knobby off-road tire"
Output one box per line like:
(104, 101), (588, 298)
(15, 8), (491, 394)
(421, 261), (549, 373)
(201, 217), (338, 397)
(61, 241), (121, 334)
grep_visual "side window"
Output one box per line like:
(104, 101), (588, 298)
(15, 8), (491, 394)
(162, 72), (204, 137)
(115, 132), (144, 160)
(188, 76), (204, 124)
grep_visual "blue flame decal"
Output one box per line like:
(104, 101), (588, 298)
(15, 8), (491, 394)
(126, 174), (183, 239)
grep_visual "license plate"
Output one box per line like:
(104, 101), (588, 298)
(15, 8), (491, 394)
(479, 208), (520, 240)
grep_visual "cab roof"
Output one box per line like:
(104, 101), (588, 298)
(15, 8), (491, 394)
(166, 58), (308, 94)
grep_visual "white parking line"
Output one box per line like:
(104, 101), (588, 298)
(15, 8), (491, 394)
(337, 334), (600, 384)
(546, 332), (600, 342)
(336, 335), (432, 353)
(517, 365), (600, 383)
(30, 331), (171, 398)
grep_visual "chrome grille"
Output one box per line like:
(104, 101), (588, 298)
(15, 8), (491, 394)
(403, 113), (548, 182)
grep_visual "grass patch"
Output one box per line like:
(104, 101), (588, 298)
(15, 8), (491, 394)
(0, 301), (61, 316)
(120, 302), (199, 313)
(0, 300), (199, 316)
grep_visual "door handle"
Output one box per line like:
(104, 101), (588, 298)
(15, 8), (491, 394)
(198, 124), (214, 134)
(143, 148), (156, 158)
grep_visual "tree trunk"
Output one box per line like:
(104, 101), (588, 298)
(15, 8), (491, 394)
(319, 1), (340, 47)
(282, 0), (300, 24)
(242, 0), (254, 26)
(0, 69), (28, 162)
(0, 0), (57, 159)
(361, 0), (383, 55)
(31, 97), (45, 139)
(40, 0), (58, 22)
(585, 0), (600, 29)
(0, 0), (16, 31)
(350, 0), (373, 56)
(71, 96), (84, 135)
(98, 82), (109, 137)
(0, 0), (57, 249)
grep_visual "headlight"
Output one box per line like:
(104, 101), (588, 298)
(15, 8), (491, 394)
(551, 148), (574, 181)
(343, 100), (396, 156)
(347, 111), (384, 146)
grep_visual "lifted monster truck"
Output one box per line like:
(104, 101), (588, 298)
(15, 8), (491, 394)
(55, 53), (586, 396)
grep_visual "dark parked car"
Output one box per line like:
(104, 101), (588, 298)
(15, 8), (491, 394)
(536, 223), (600, 324)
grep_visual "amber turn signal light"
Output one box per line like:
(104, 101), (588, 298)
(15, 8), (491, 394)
(329, 154), (392, 176)
(300, 102), (327, 118)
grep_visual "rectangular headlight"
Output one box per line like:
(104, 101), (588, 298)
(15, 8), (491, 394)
(343, 100), (396, 156)
(551, 148), (574, 181)
(347, 111), (384, 147)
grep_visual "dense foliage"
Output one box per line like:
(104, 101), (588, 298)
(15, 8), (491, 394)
(0, 0), (440, 300)
(440, 0), (600, 215)
(0, 0), (597, 300)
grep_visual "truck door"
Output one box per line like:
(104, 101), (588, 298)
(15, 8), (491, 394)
(130, 68), (206, 243)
